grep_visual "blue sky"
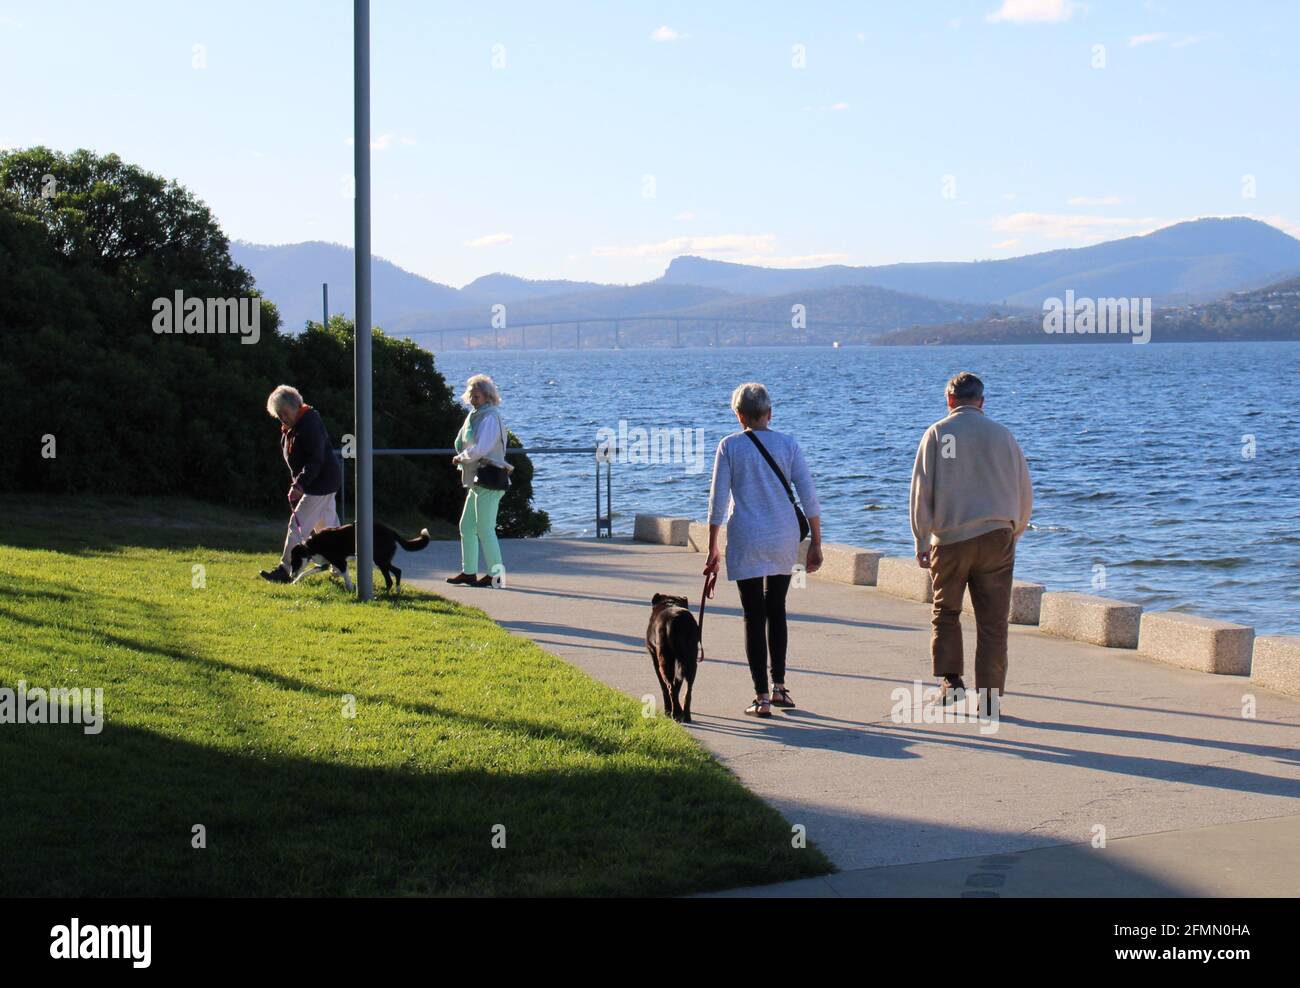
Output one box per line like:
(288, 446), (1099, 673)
(2, 0), (1296, 287)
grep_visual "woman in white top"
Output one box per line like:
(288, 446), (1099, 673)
(446, 374), (512, 588)
(704, 382), (822, 717)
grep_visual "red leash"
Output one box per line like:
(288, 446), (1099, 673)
(697, 569), (717, 661)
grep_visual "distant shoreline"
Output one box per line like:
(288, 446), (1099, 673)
(418, 337), (1300, 354)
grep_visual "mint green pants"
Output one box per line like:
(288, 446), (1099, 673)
(459, 486), (505, 576)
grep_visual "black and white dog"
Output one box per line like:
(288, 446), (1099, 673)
(289, 523), (430, 594)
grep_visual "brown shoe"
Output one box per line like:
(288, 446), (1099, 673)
(445, 572), (477, 586)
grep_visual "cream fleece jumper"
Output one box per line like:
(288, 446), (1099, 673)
(910, 405), (1033, 555)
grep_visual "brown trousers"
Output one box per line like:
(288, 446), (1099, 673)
(929, 527), (1015, 692)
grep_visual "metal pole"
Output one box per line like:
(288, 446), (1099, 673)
(322, 282), (329, 332)
(353, 0), (375, 600)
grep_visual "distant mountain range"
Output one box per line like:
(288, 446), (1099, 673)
(233, 217), (1300, 345)
(229, 241), (610, 331)
(875, 272), (1300, 346)
(656, 218), (1300, 307)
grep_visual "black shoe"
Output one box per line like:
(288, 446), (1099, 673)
(445, 572), (477, 586)
(260, 565), (291, 584)
(975, 689), (1004, 719)
(474, 575), (496, 588)
(937, 676), (966, 706)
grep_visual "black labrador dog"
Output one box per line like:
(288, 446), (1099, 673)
(289, 523), (429, 594)
(646, 593), (700, 723)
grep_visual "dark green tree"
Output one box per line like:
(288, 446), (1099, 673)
(0, 146), (548, 536)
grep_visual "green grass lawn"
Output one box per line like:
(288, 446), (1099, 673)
(0, 496), (832, 896)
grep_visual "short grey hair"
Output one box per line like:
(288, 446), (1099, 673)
(461, 373), (501, 406)
(731, 381), (772, 420)
(946, 372), (984, 404)
(266, 384), (303, 418)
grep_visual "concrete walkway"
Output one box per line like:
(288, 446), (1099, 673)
(406, 537), (1300, 897)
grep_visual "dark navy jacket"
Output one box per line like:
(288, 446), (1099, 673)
(280, 407), (342, 495)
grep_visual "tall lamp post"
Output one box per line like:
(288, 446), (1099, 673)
(353, 0), (375, 600)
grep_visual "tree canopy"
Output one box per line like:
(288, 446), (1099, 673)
(0, 146), (548, 536)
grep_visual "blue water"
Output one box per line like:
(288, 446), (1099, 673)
(437, 342), (1300, 636)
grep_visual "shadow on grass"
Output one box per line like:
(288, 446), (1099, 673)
(0, 720), (829, 897)
(0, 496), (834, 896)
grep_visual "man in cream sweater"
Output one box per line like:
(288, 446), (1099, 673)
(910, 372), (1033, 713)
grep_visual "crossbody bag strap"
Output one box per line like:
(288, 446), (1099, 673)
(744, 429), (798, 509)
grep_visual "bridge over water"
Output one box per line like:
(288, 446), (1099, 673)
(399, 314), (874, 351)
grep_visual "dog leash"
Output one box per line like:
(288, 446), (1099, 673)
(697, 569), (717, 661)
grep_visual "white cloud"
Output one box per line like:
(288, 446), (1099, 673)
(650, 25), (680, 42)
(1068, 195), (1123, 206)
(467, 232), (513, 248)
(992, 239), (1020, 249)
(345, 134), (401, 151)
(1128, 31), (1209, 49)
(993, 212), (1300, 245)
(986, 0), (1078, 24)
(990, 212), (1163, 241)
(730, 253), (849, 267)
(855, 31), (866, 42)
(674, 211), (696, 221)
(592, 233), (777, 258)
(805, 102), (850, 113)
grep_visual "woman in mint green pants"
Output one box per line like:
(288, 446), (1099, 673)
(447, 374), (511, 588)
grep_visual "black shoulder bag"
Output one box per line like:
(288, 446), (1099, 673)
(472, 413), (512, 491)
(744, 430), (810, 542)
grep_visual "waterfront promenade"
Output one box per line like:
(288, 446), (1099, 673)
(408, 536), (1300, 897)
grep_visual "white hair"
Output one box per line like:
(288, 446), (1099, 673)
(266, 384), (303, 418)
(461, 374), (501, 406)
(730, 381), (771, 420)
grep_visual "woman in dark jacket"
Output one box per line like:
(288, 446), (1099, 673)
(260, 384), (342, 583)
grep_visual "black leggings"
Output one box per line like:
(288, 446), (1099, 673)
(737, 574), (792, 696)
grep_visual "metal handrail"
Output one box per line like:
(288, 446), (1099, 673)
(336, 445), (614, 537)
